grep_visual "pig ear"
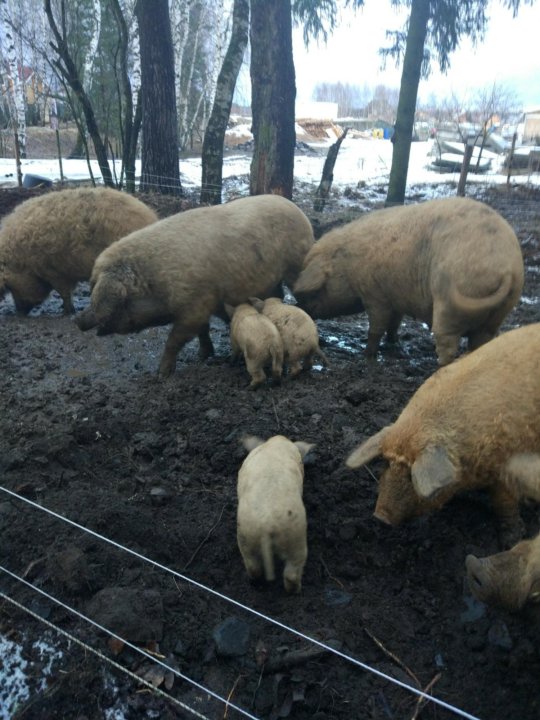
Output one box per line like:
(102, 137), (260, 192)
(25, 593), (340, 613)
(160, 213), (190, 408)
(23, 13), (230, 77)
(249, 297), (264, 312)
(504, 452), (540, 500)
(294, 441), (315, 461)
(241, 435), (265, 453)
(411, 445), (457, 499)
(293, 264), (327, 294)
(346, 427), (391, 468)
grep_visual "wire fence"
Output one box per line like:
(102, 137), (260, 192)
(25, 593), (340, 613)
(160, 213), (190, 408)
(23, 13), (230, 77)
(0, 484), (481, 720)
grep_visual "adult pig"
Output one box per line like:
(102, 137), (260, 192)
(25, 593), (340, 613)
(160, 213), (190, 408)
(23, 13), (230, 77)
(293, 197), (524, 365)
(76, 194), (314, 376)
(466, 452), (540, 611)
(346, 323), (540, 546)
(0, 187), (158, 314)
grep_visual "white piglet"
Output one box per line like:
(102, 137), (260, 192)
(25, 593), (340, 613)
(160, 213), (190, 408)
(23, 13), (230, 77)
(226, 303), (284, 388)
(237, 435), (314, 593)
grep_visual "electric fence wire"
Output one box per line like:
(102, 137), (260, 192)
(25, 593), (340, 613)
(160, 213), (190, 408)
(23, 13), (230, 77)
(0, 484), (481, 720)
(0, 567), (259, 720)
(0, 589), (215, 720)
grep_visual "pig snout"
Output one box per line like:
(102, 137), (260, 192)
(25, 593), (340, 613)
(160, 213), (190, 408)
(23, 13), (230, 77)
(373, 505), (395, 526)
(371, 463), (424, 527)
(76, 307), (98, 331)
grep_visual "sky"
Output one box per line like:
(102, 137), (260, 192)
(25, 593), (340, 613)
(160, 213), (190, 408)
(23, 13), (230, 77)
(292, 2), (540, 110)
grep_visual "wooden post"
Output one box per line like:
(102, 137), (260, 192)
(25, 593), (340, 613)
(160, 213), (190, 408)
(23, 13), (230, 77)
(457, 136), (475, 197)
(52, 114), (64, 185)
(506, 131), (518, 187)
(313, 127), (349, 212)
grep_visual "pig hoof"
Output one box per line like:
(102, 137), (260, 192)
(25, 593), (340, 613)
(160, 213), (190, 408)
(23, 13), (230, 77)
(198, 346), (215, 361)
(158, 362), (175, 379)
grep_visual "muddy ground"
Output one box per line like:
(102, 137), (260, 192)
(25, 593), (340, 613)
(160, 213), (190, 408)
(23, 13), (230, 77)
(1, 181), (540, 720)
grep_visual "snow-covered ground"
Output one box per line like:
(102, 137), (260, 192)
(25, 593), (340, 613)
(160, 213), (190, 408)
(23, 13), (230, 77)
(0, 633), (63, 719)
(0, 136), (537, 199)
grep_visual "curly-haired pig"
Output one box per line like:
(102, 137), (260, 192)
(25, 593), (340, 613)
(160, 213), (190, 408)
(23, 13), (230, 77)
(76, 194), (314, 376)
(0, 187), (158, 314)
(466, 453), (540, 611)
(226, 303), (284, 388)
(237, 435), (315, 593)
(293, 197), (524, 365)
(250, 297), (328, 376)
(346, 323), (540, 547)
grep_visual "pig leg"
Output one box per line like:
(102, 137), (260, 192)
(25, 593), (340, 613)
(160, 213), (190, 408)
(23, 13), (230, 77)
(44, 273), (76, 314)
(490, 483), (525, 549)
(283, 560), (305, 594)
(431, 305), (461, 365)
(467, 309), (506, 352)
(282, 545), (307, 594)
(467, 327), (496, 352)
(10, 275), (51, 315)
(159, 321), (198, 377)
(365, 306), (396, 357)
(433, 332), (460, 366)
(241, 551), (264, 581)
(270, 348), (283, 385)
(237, 533), (264, 580)
(385, 312), (403, 344)
(230, 336), (243, 365)
(245, 357), (266, 389)
(288, 358), (304, 377)
(197, 324), (215, 359)
(56, 284), (75, 314)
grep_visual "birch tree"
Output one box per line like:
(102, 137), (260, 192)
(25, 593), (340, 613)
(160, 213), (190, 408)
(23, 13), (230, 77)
(0, 0), (28, 165)
(171, 0), (233, 150)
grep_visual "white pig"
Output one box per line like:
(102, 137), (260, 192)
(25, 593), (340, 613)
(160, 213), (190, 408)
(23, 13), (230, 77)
(226, 303), (284, 388)
(237, 435), (314, 593)
(250, 297), (328, 376)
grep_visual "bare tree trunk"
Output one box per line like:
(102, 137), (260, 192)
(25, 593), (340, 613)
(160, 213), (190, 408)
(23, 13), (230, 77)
(385, 0), (430, 206)
(110, 0), (139, 192)
(44, 0), (115, 187)
(135, 0), (182, 195)
(313, 128), (349, 212)
(249, 0), (296, 198)
(200, 0), (249, 205)
(506, 131), (518, 187)
(457, 139), (474, 196)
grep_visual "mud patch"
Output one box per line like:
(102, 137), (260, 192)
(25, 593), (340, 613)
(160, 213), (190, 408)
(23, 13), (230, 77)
(1, 184), (540, 720)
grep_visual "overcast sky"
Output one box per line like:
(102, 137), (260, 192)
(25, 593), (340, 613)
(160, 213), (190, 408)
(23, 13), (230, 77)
(292, 2), (540, 109)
